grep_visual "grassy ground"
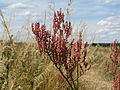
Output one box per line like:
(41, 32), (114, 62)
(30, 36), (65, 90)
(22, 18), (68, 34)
(0, 41), (114, 90)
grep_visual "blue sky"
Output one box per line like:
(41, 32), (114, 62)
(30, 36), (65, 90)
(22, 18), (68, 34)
(0, 0), (120, 43)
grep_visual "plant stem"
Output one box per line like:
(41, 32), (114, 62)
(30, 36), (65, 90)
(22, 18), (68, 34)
(47, 52), (74, 90)
(77, 62), (79, 90)
(56, 66), (74, 90)
(71, 77), (77, 90)
(0, 11), (12, 42)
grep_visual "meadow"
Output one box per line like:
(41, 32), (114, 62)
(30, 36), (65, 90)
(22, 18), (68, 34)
(0, 40), (116, 90)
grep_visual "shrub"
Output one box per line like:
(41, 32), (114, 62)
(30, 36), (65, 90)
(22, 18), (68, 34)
(32, 8), (90, 90)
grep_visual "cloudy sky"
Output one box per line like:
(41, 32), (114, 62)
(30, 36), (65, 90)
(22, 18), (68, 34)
(0, 0), (120, 43)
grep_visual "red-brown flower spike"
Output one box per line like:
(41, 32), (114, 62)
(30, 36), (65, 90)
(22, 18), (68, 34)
(118, 71), (120, 90)
(32, 8), (90, 90)
(107, 40), (120, 90)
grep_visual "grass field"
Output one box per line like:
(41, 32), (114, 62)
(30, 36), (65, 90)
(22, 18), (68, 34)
(0, 41), (114, 90)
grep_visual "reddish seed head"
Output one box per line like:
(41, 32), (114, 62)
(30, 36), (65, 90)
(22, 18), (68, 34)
(118, 71), (120, 90)
(32, 9), (89, 89)
(108, 40), (120, 90)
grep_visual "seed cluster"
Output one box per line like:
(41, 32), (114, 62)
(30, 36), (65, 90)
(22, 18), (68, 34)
(106, 40), (120, 90)
(32, 8), (90, 90)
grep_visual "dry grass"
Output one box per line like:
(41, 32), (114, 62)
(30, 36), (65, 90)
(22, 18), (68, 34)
(0, 40), (114, 90)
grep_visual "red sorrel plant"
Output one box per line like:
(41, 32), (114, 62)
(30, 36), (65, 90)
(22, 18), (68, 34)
(32, 8), (90, 90)
(106, 40), (120, 90)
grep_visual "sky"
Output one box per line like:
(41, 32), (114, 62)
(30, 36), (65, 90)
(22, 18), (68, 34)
(0, 0), (120, 43)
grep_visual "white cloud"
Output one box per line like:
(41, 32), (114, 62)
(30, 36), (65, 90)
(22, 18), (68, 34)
(109, 31), (119, 35)
(102, 0), (113, 3)
(97, 20), (112, 25)
(24, 11), (31, 16)
(106, 16), (114, 20)
(97, 16), (120, 27)
(16, 11), (31, 16)
(97, 15), (120, 37)
(16, 11), (40, 16)
(7, 3), (33, 9)
(96, 29), (104, 33)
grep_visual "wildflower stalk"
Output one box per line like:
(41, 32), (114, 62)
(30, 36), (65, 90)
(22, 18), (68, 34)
(106, 40), (120, 90)
(32, 8), (90, 90)
(47, 52), (74, 90)
(118, 71), (120, 90)
(0, 9), (12, 42)
(77, 62), (79, 90)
